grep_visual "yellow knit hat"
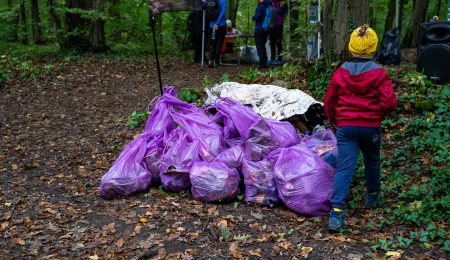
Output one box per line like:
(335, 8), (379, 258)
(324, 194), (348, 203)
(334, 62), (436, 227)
(348, 24), (378, 57)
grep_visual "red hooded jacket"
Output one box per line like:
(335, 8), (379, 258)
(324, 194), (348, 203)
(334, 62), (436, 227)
(324, 58), (398, 128)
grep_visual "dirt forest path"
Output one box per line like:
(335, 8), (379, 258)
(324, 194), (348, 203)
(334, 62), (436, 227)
(0, 59), (442, 259)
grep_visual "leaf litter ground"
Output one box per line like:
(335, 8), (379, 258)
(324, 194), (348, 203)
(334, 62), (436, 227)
(0, 58), (447, 259)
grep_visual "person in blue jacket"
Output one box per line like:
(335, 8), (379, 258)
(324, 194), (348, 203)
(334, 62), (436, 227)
(252, 0), (270, 68)
(202, 0), (227, 68)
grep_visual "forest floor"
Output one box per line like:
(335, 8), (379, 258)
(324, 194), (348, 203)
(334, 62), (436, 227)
(0, 58), (447, 259)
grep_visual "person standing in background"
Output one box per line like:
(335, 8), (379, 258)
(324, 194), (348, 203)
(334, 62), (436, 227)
(268, 0), (287, 66)
(187, 10), (209, 63)
(253, 0), (271, 68)
(202, 0), (227, 68)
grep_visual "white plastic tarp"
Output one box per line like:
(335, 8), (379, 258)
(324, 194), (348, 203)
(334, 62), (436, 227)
(205, 82), (322, 121)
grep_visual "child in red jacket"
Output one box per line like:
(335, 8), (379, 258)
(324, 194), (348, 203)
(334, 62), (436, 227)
(324, 25), (398, 232)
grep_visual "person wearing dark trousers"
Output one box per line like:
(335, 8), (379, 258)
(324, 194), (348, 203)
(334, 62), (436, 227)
(188, 11), (209, 63)
(202, 0), (227, 68)
(253, 0), (270, 68)
(268, 0), (287, 65)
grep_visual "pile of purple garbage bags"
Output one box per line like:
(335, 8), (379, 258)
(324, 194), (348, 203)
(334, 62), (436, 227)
(99, 86), (338, 216)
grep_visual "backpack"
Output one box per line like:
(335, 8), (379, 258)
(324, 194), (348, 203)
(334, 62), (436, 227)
(206, 0), (220, 21)
(262, 4), (277, 31)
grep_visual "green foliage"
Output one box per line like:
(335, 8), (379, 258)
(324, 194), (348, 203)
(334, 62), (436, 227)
(305, 59), (334, 100)
(0, 55), (11, 84)
(178, 88), (199, 103)
(201, 76), (214, 88)
(127, 111), (149, 129)
(218, 73), (231, 84)
(240, 68), (259, 83)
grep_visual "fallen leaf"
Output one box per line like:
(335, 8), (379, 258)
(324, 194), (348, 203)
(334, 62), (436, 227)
(59, 233), (72, 239)
(12, 164), (18, 170)
(154, 248), (167, 260)
(102, 222), (115, 231)
(218, 219), (228, 228)
(347, 253), (363, 260)
(95, 161), (108, 168)
(250, 211), (264, 220)
(4, 202), (12, 207)
(130, 225), (142, 237)
(229, 242), (243, 259)
(279, 241), (292, 250)
(249, 249), (262, 257)
(14, 238), (25, 246)
(301, 246), (313, 253)
(138, 217), (148, 223)
(71, 242), (85, 251)
(333, 235), (347, 242)
(386, 250), (402, 258)
(423, 243), (433, 249)
(89, 255), (99, 260)
(116, 238), (124, 248)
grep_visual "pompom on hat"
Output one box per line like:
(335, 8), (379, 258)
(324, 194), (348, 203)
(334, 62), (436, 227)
(348, 24), (378, 57)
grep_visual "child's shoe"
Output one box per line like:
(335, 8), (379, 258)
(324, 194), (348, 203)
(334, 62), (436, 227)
(267, 59), (274, 66)
(364, 191), (381, 209)
(328, 208), (347, 233)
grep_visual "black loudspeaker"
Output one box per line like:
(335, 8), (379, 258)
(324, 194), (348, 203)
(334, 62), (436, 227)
(417, 21), (450, 84)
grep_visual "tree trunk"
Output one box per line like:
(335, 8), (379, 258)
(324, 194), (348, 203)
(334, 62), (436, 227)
(321, 0), (335, 64)
(31, 0), (45, 44)
(435, 0), (442, 17)
(289, 0), (300, 45)
(47, 0), (62, 39)
(63, 0), (92, 50)
(333, 0), (349, 59)
(19, 0), (28, 44)
(402, 0), (429, 48)
(384, 0), (396, 31)
(228, 0), (239, 27)
(349, 0), (370, 27)
(398, 0), (409, 32)
(90, 0), (107, 52)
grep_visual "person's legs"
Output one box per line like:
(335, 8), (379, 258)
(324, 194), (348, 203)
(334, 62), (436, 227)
(329, 127), (360, 232)
(359, 127), (382, 208)
(212, 25), (227, 66)
(268, 28), (277, 64)
(275, 25), (283, 61)
(208, 27), (214, 67)
(330, 127), (360, 209)
(254, 29), (268, 68)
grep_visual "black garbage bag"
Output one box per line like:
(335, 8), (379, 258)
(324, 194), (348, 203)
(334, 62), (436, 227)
(375, 28), (401, 65)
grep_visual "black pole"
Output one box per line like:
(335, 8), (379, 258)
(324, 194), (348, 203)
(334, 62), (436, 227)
(150, 16), (163, 95)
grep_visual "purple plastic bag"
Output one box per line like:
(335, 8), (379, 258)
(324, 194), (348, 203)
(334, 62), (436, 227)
(244, 118), (279, 161)
(242, 158), (279, 207)
(303, 129), (338, 168)
(215, 145), (243, 169)
(144, 86), (177, 134)
(213, 98), (260, 140)
(99, 132), (155, 199)
(266, 119), (301, 148)
(190, 161), (240, 203)
(144, 146), (162, 186)
(171, 109), (223, 162)
(160, 128), (200, 192)
(144, 86), (195, 137)
(273, 145), (334, 216)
